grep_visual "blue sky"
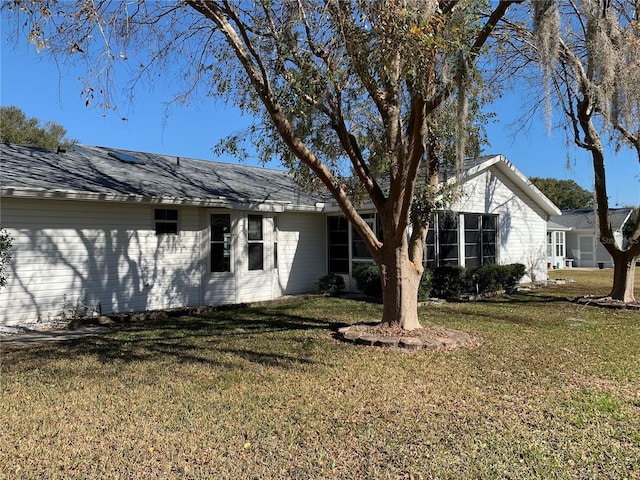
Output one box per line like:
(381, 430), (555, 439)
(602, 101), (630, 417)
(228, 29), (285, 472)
(2, 17), (639, 207)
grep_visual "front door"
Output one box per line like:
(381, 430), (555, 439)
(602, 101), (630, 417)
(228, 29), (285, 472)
(204, 211), (237, 304)
(578, 235), (595, 267)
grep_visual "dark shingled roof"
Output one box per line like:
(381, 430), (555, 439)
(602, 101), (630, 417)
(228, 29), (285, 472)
(1, 143), (320, 208)
(548, 208), (633, 231)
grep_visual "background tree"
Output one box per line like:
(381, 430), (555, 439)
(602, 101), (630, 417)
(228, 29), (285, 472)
(0, 105), (75, 149)
(5, 0), (522, 330)
(529, 177), (593, 210)
(501, 0), (640, 302)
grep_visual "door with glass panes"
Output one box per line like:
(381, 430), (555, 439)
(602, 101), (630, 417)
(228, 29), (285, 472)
(205, 211), (237, 304)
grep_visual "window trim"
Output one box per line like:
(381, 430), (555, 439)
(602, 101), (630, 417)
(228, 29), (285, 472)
(247, 214), (264, 271)
(210, 213), (232, 273)
(154, 208), (179, 235)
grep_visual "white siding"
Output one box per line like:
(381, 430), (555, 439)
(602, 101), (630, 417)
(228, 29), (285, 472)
(451, 168), (549, 281)
(0, 198), (201, 325)
(277, 213), (327, 294)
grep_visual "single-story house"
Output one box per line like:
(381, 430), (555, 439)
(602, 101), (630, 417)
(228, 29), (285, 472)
(547, 208), (635, 268)
(0, 143), (559, 326)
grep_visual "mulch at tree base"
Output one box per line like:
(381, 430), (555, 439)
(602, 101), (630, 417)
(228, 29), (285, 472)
(574, 296), (640, 310)
(336, 323), (478, 350)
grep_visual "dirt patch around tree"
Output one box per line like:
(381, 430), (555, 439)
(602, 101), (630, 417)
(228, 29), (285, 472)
(574, 296), (640, 310)
(336, 323), (478, 350)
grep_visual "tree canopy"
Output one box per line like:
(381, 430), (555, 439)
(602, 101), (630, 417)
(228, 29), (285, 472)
(0, 106), (75, 149)
(503, 0), (640, 301)
(5, 0), (521, 329)
(529, 177), (593, 210)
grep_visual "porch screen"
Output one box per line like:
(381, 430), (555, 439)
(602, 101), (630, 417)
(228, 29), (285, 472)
(464, 214), (497, 267)
(438, 213), (459, 266)
(211, 214), (231, 272)
(328, 216), (349, 273)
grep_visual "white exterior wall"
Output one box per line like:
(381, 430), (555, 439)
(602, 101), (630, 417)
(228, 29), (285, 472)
(0, 198), (201, 325)
(0, 198), (327, 326)
(277, 213), (327, 294)
(450, 168), (549, 282)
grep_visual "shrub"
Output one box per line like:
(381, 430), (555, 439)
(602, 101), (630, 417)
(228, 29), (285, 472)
(317, 273), (345, 296)
(352, 263), (382, 299)
(0, 227), (13, 289)
(468, 263), (501, 294)
(503, 263), (526, 293)
(431, 265), (466, 299)
(466, 263), (527, 294)
(418, 268), (433, 302)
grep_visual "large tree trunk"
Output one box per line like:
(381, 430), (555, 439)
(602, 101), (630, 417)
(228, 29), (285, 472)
(609, 251), (637, 302)
(378, 240), (423, 331)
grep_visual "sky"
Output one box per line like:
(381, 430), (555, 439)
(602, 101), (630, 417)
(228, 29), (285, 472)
(1, 14), (639, 207)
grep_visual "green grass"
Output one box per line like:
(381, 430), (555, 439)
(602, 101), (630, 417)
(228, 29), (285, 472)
(1, 269), (639, 479)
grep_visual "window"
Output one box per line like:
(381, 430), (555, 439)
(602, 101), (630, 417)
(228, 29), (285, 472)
(464, 214), (497, 266)
(211, 214), (231, 272)
(273, 216), (279, 270)
(554, 231), (565, 257)
(328, 216), (349, 273)
(424, 213), (437, 268)
(155, 209), (178, 235)
(352, 214), (375, 259)
(438, 213), (459, 266)
(248, 215), (264, 270)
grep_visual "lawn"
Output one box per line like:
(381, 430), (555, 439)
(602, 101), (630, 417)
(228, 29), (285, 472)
(1, 269), (639, 479)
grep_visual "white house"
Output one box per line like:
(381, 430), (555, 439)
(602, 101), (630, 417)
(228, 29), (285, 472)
(0, 144), (559, 326)
(547, 208), (634, 268)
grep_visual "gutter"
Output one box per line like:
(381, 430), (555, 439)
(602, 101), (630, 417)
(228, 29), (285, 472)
(1, 187), (325, 213)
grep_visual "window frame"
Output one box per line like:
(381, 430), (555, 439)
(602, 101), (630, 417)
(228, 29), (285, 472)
(247, 214), (264, 271)
(210, 213), (232, 273)
(154, 208), (179, 235)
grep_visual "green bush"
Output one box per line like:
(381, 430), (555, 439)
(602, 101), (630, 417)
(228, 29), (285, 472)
(0, 227), (13, 289)
(465, 263), (527, 295)
(418, 268), (433, 302)
(468, 263), (501, 294)
(317, 273), (345, 296)
(353, 263), (383, 299)
(430, 263), (526, 298)
(431, 265), (467, 299)
(503, 263), (526, 293)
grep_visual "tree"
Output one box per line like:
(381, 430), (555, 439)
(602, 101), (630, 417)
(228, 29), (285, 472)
(503, 0), (640, 302)
(5, 0), (522, 330)
(0, 106), (76, 149)
(529, 177), (593, 210)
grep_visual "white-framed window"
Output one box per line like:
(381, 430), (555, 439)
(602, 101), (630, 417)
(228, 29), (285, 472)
(248, 214), (264, 271)
(155, 208), (178, 235)
(273, 216), (279, 270)
(554, 231), (565, 257)
(211, 213), (231, 272)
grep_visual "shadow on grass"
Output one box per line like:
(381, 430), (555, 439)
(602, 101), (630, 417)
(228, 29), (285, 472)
(2, 305), (349, 371)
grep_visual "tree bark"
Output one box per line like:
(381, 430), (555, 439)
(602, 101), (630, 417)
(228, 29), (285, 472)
(609, 250), (637, 302)
(378, 237), (423, 331)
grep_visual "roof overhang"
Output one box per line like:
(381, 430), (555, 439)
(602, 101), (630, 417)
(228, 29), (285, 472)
(0, 187), (325, 213)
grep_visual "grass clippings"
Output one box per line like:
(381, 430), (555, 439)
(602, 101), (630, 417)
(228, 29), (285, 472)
(1, 268), (639, 479)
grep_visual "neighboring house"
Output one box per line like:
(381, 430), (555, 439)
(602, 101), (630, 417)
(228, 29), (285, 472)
(0, 144), (559, 326)
(547, 208), (634, 268)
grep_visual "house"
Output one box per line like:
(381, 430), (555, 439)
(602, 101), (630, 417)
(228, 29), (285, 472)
(547, 208), (635, 268)
(0, 144), (559, 326)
